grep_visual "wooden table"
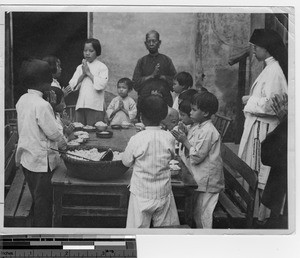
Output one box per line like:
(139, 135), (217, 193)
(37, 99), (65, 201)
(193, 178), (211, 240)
(51, 128), (197, 228)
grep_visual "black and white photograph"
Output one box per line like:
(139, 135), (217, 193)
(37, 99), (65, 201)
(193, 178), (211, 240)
(0, 3), (297, 257)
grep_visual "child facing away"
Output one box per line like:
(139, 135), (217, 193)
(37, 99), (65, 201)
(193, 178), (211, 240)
(64, 38), (109, 125)
(172, 72), (193, 111)
(106, 78), (137, 125)
(50, 86), (75, 139)
(15, 59), (67, 227)
(171, 92), (224, 228)
(122, 94), (180, 228)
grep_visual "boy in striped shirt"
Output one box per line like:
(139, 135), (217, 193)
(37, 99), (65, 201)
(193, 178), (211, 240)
(122, 94), (180, 228)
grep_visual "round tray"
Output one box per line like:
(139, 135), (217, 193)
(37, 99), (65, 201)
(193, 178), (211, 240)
(61, 145), (128, 181)
(96, 130), (113, 138)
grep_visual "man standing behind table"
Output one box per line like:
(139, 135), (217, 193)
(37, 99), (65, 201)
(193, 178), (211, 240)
(132, 30), (177, 118)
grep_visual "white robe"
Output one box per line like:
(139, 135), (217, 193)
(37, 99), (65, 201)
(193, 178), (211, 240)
(238, 56), (288, 218)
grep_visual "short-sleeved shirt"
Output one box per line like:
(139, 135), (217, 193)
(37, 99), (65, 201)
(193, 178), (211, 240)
(122, 126), (175, 199)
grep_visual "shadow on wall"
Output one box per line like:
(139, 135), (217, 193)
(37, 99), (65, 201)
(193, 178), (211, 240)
(214, 67), (239, 142)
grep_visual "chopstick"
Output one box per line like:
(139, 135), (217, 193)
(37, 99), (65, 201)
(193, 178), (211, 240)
(50, 148), (96, 162)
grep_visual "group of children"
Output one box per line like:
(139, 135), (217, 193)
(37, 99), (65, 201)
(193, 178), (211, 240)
(15, 37), (224, 229)
(121, 74), (224, 229)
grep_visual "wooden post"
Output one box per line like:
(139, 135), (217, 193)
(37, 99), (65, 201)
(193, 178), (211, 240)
(235, 58), (246, 144)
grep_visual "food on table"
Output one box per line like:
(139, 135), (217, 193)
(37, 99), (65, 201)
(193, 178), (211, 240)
(72, 122), (84, 128)
(95, 121), (107, 126)
(78, 134), (89, 139)
(95, 121), (108, 131)
(66, 148), (123, 162)
(99, 131), (110, 134)
(74, 131), (89, 136)
(121, 121), (131, 129)
(67, 140), (81, 147)
(83, 125), (96, 130)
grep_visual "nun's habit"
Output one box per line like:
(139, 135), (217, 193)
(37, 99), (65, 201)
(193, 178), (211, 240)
(238, 29), (288, 219)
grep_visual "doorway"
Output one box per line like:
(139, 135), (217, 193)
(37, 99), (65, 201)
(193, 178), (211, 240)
(8, 12), (88, 107)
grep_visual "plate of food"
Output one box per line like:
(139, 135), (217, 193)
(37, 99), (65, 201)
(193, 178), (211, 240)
(72, 122), (84, 130)
(82, 125), (96, 132)
(67, 139), (81, 147)
(121, 121), (132, 129)
(96, 130), (113, 138)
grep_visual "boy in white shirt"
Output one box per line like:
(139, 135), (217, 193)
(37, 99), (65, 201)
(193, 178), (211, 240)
(16, 59), (67, 227)
(122, 94), (180, 228)
(172, 92), (224, 228)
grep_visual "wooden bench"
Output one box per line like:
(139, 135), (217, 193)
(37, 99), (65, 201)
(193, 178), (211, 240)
(214, 143), (258, 228)
(4, 129), (33, 227)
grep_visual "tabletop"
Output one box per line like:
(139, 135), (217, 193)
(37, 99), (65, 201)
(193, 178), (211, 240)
(51, 127), (197, 189)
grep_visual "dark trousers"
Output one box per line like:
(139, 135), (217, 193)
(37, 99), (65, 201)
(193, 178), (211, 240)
(22, 166), (54, 227)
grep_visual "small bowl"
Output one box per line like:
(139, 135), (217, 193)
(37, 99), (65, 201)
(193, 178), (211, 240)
(96, 125), (108, 131)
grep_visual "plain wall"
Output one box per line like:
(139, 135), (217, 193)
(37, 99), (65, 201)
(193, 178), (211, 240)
(92, 12), (197, 99)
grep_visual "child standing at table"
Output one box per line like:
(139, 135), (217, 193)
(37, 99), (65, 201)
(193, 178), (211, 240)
(106, 78), (137, 125)
(176, 99), (195, 166)
(122, 94), (180, 228)
(43, 55), (70, 97)
(172, 71), (193, 111)
(15, 59), (67, 227)
(64, 38), (109, 125)
(171, 92), (224, 228)
(50, 86), (75, 139)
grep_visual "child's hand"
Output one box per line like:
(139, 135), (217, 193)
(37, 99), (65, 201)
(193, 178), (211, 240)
(82, 59), (90, 75)
(47, 90), (57, 107)
(178, 121), (188, 135)
(58, 138), (67, 151)
(64, 124), (75, 136)
(171, 130), (187, 143)
(242, 95), (250, 104)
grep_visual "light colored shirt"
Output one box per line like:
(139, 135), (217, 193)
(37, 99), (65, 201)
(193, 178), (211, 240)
(51, 79), (61, 89)
(172, 95), (179, 111)
(122, 126), (175, 199)
(185, 120), (224, 193)
(15, 90), (63, 172)
(69, 59), (108, 111)
(244, 56), (288, 118)
(106, 96), (137, 124)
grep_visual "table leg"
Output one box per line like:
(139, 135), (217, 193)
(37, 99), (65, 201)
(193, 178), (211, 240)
(52, 187), (63, 227)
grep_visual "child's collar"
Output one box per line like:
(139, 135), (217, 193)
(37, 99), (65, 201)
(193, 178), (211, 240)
(145, 126), (161, 130)
(27, 89), (43, 97)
